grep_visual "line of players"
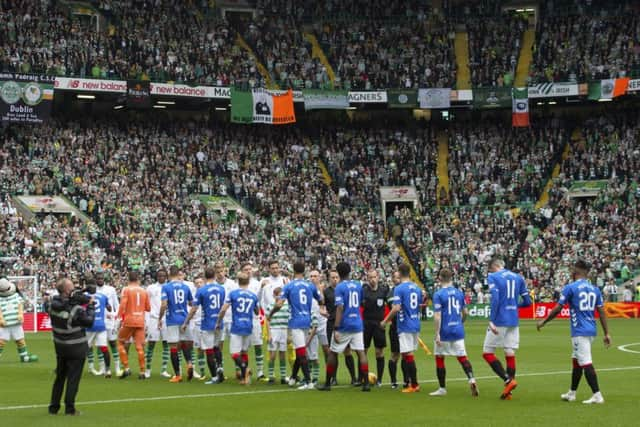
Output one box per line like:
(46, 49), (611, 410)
(83, 257), (612, 401)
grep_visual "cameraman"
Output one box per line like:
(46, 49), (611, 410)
(47, 278), (96, 416)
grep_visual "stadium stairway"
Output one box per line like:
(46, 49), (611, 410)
(436, 131), (450, 206)
(534, 129), (575, 209)
(514, 28), (535, 87)
(235, 34), (279, 89)
(304, 33), (336, 88)
(454, 32), (471, 90)
(317, 159), (333, 186)
(396, 242), (425, 288)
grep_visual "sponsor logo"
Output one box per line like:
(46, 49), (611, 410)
(398, 94), (408, 104)
(22, 82), (43, 106)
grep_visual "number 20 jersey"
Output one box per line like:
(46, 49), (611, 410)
(161, 280), (193, 326)
(558, 279), (603, 337)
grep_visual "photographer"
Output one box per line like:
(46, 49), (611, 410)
(47, 278), (96, 416)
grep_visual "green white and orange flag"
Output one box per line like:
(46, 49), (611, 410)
(231, 88), (296, 124)
(512, 88), (529, 127)
(588, 78), (630, 100)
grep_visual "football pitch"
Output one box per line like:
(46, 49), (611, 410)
(0, 319), (637, 427)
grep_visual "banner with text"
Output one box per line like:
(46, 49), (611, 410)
(528, 82), (579, 98)
(625, 79), (640, 92)
(303, 89), (349, 110)
(126, 80), (151, 109)
(419, 88), (451, 108)
(473, 87), (511, 109)
(1, 73), (54, 123)
(348, 91), (387, 103)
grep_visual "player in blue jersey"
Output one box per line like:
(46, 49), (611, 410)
(216, 271), (259, 385)
(482, 258), (531, 400)
(86, 283), (112, 378)
(158, 266), (194, 383)
(268, 260), (325, 390)
(429, 268), (477, 397)
(183, 266), (226, 385)
(317, 262), (370, 392)
(381, 264), (422, 393)
(537, 260), (611, 404)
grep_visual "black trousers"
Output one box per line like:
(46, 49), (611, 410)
(49, 356), (85, 414)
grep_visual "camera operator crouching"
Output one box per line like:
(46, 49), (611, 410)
(47, 277), (96, 416)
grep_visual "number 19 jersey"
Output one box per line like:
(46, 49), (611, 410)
(161, 280), (193, 326)
(558, 279), (603, 337)
(433, 286), (465, 341)
(393, 281), (421, 334)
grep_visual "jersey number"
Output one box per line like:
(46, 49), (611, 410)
(299, 289), (307, 305)
(409, 292), (419, 310)
(578, 292), (597, 311)
(349, 291), (359, 308)
(447, 296), (460, 315)
(506, 280), (516, 299)
(209, 294), (221, 310)
(94, 298), (101, 313)
(173, 289), (185, 304)
(237, 297), (253, 313)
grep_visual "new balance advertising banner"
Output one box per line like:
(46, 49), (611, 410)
(1, 73), (54, 123)
(231, 88), (296, 124)
(473, 87), (511, 109)
(387, 89), (418, 108)
(418, 88), (451, 109)
(303, 89), (349, 110)
(126, 80), (151, 109)
(527, 82), (579, 98)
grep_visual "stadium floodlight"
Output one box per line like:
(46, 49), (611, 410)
(215, 107), (227, 111)
(77, 94), (95, 100)
(598, 99), (613, 102)
(113, 105), (125, 110)
(548, 101), (557, 105)
(157, 101), (175, 105)
(153, 105), (167, 109)
(347, 107), (357, 110)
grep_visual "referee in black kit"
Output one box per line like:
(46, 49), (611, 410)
(47, 277), (96, 416)
(362, 269), (389, 387)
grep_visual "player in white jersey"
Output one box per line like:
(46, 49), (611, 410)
(308, 270), (328, 383)
(241, 262), (266, 380)
(213, 262), (237, 373)
(260, 260), (289, 313)
(186, 275), (206, 380)
(95, 270), (121, 375)
(144, 269), (171, 378)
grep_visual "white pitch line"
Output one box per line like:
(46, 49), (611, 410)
(617, 342), (640, 354)
(2, 366), (640, 411)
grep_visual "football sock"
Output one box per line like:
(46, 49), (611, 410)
(583, 364), (600, 393)
(401, 359), (409, 385)
(279, 355), (287, 379)
(240, 353), (249, 379)
(571, 358), (583, 391)
(161, 342), (169, 372)
(17, 345), (28, 361)
(483, 353), (508, 381)
(311, 359), (319, 381)
(110, 341), (120, 365)
(405, 355), (418, 386)
(300, 356), (311, 382)
(97, 349), (104, 366)
(291, 358), (300, 380)
(170, 348), (180, 375)
(376, 357), (384, 381)
(100, 346), (111, 369)
(268, 358), (275, 378)
(505, 355), (516, 378)
(87, 347), (95, 367)
(436, 356), (446, 388)
(213, 347), (223, 369)
(325, 362), (336, 386)
(255, 346), (264, 374)
(181, 343), (192, 364)
(359, 363), (369, 385)
(197, 351), (206, 375)
(205, 349), (217, 377)
(457, 356), (474, 380)
(388, 359), (398, 383)
(345, 354), (356, 382)
(146, 341), (156, 368)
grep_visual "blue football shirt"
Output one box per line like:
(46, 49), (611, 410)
(433, 286), (465, 341)
(393, 281), (422, 334)
(87, 292), (109, 333)
(161, 280), (193, 326)
(226, 288), (258, 336)
(488, 269), (530, 327)
(280, 278), (321, 329)
(558, 279), (603, 337)
(334, 280), (363, 333)
(194, 283), (226, 331)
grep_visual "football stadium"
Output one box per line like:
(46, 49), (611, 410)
(0, 0), (639, 426)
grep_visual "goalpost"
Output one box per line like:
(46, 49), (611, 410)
(7, 276), (39, 333)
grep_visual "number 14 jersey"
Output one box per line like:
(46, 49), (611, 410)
(433, 286), (465, 341)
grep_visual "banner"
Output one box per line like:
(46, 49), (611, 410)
(348, 91), (387, 103)
(588, 78), (629, 100)
(627, 79), (640, 92)
(418, 88), (451, 109)
(54, 77), (127, 93)
(528, 82), (579, 98)
(303, 89), (349, 110)
(473, 87), (511, 109)
(1, 73), (54, 123)
(512, 87), (529, 127)
(387, 89), (418, 108)
(23, 312), (52, 332)
(127, 80), (151, 109)
(231, 88), (296, 124)
(150, 83), (230, 99)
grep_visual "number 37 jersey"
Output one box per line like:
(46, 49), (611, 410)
(433, 286), (465, 341)
(392, 281), (422, 334)
(226, 288), (258, 336)
(161, 281), (194, 326)
(558, 279), (603, 337)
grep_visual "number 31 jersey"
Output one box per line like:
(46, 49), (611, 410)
(161, 280), (194, 326)
(558, 279), (603, 337)
(433, 286), (465, 341)
(393, 281), (422, 334)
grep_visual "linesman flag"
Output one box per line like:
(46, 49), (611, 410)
(512, 88), (529, 127)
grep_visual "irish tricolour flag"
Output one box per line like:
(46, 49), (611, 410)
(231, 88), (296, 125)
(588, 78), (630, 100)
(512, 88), (529, 127)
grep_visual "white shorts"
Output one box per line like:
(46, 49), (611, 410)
(200, 330), (222, 350)
(106, 320), (119, 341)
(483, 326), (520, 353)
(399, 332), (419, 354)
(190, 323), (200, 348)
(268, 329), (288, 352)
(229, 334), (251, 354)
(572, 336), (594, 366)
(291, 328), (308, 349)
(165, 325), (192, 343)
(87, 331), (108, 347)
(330, 331), (364, 353)
(434, 339), (467, 357)
(317, 325), (328, 346)
(146, 317), (166, 342)
(0, 325), (24, 341)
(307, 333), (319, 360)
(251, 319), (263, 346)
(220, 323), (231, 342)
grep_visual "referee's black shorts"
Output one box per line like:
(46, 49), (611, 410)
(364, 321), (386, 349)
(389, 324), (400, 353)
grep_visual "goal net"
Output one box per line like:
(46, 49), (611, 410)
(7, 276), (40, 332)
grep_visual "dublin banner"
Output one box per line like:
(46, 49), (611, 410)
(0, 73), (54, 123)
(127, 80), (152, 109)
(473, 87), (511, 109)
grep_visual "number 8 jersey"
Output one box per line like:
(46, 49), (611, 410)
(558, 279), (603, 337)
(393, 281), (422, 334)
(161, 280), (194, 326)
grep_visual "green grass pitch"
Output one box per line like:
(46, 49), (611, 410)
(0, 319), (637, 426)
